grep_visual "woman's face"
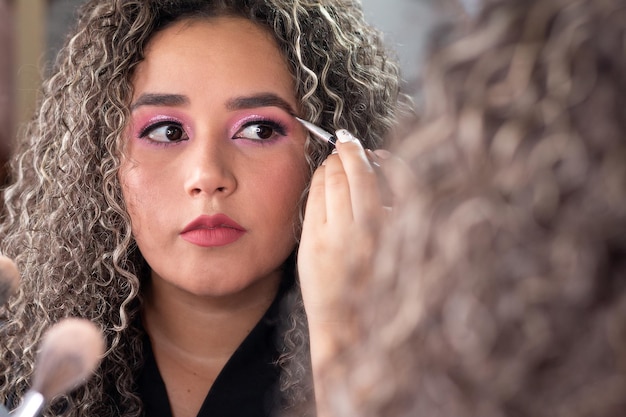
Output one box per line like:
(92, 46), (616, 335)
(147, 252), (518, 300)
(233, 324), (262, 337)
(119, 17), (309, 297)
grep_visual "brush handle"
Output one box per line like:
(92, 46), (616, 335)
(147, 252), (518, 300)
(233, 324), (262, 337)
(11, 391), (44, 417)
(0, 403), (9, 417)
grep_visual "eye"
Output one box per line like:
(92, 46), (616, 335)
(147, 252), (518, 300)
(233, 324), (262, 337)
(140, 121), (188, 143)
(232, 120), (287, 142)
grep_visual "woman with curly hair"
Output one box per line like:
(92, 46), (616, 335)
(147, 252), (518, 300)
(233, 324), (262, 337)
(317, 0), (626, 416)
(0, 1), (403, 417)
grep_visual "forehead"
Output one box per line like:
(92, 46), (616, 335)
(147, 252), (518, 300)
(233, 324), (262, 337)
(147, 15), (281, 55)
(132, 16), (296, 101)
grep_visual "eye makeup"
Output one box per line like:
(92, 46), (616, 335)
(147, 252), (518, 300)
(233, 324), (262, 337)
(231, 118), (288, 142)
(132, 110), (191, 145)
(227, 109), (296, 145)
(131, 101), (298, 148)
(138, 119), (188, 143)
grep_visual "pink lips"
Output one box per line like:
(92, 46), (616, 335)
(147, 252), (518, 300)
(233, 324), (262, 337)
(180, 214), (246, 247)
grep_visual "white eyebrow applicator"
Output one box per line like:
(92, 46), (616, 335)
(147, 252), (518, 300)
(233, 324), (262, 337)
(295, 117), (338, 145)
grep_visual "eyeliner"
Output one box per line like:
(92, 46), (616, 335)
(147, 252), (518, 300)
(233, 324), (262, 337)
(295, 117), (337, 146)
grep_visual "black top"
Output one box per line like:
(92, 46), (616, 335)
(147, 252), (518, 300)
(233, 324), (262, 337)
(137, 284), (287, 417)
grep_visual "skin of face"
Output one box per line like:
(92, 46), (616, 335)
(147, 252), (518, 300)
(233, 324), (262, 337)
(119, 17), (309, 298)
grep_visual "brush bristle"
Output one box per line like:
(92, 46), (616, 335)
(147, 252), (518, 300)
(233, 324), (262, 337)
(31, 318), (106, 400)
(0, 255), (20, 306)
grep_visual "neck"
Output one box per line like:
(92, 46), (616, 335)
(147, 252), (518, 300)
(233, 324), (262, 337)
(141, 272), (282, 417)
(142, 272), (281, 358)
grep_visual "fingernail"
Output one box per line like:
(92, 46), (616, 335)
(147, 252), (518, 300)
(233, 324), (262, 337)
(331, 148), (339, 155)
(336, 129), (358, 143)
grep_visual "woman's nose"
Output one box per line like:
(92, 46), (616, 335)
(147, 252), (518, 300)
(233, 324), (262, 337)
(183, 139), (237, 198)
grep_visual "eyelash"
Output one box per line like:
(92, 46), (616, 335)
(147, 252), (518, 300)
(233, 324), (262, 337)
(233, 119), (288, 142)
(137, 117), (288, 145)
(138, 119), (187, 145)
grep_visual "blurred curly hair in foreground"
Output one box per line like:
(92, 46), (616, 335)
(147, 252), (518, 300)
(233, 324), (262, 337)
(321, 0), (626, 416)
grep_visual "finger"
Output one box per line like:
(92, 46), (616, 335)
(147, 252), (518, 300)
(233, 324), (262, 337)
(334, 130), (384, 223)
(365, 149), (394, 207)
(323, 152), (354, 224)
(303, 165), (328, 226)
(368, 149), (416, 206)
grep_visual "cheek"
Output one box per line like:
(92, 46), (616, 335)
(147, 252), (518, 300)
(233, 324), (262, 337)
(118, 160), (158, 232)
(118, 165), (142, 228)
(258, 157), (309, 217)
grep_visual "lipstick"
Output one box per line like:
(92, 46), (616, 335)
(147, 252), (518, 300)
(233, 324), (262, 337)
(180, 214), (246, 247)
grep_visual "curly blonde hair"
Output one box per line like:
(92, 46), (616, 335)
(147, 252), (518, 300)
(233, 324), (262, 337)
(322, 0), (626, 416)
(0, 1), (402, 416)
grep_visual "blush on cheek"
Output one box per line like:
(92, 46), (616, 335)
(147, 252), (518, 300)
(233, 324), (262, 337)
(266, 155), (308, 187)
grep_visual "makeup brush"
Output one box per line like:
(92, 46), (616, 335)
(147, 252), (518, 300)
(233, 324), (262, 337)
(13, 317), (106, 417)
(0, 256), (20, 417)
(0, 255), (20, 306)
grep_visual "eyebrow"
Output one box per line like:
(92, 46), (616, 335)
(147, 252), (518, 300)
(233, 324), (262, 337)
(131, 93), (189, 110)
(131, 92), (297, 116)
(226, 93), (297, 117)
